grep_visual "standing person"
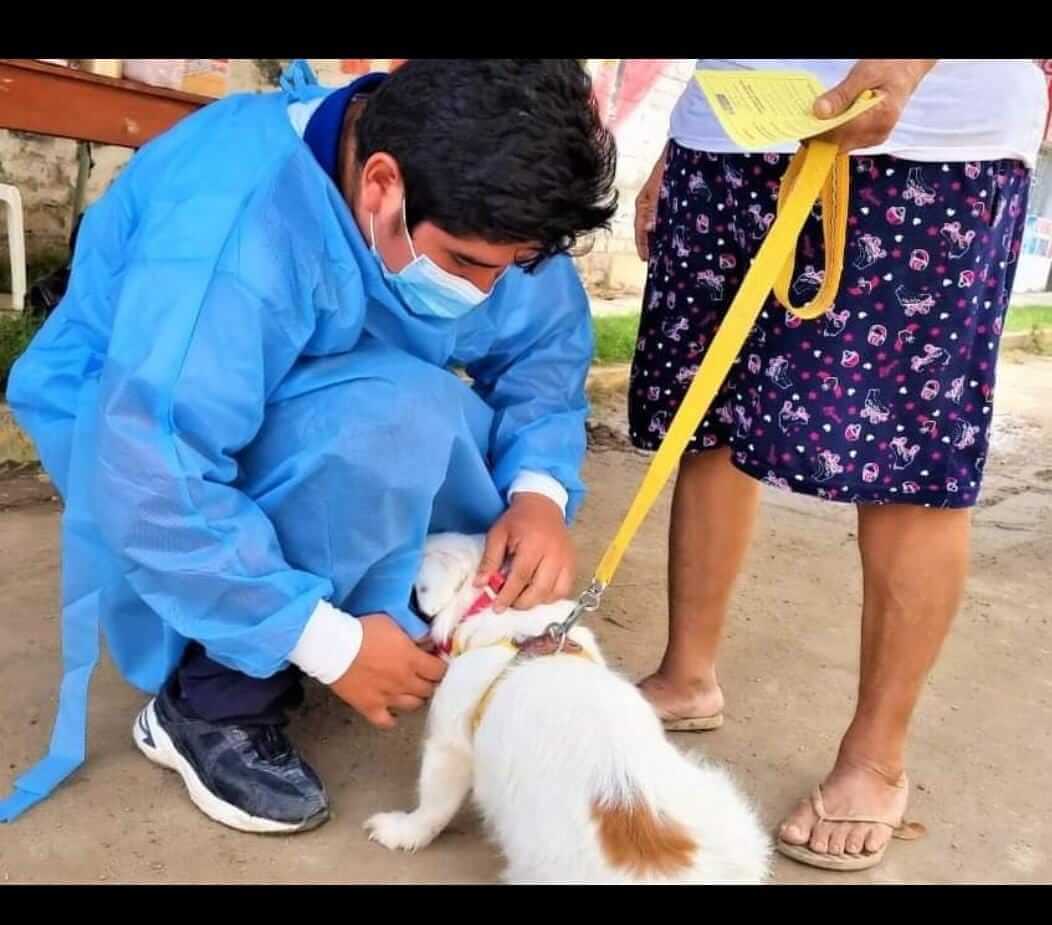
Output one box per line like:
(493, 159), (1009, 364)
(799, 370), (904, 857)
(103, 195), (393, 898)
(630, 59), (1047, 871)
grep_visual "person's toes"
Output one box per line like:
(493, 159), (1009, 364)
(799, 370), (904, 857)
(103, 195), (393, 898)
(809, 819), (836, 855)
(844, 823), (869, 856)
(778, 797), (816, 846)
(826, 822), (850, 856)
(865, 823), (893, 855)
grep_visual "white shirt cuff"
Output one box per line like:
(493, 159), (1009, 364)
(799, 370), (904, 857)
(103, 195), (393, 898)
(508, 469), (569, 518)
(289, 600), (363, 685)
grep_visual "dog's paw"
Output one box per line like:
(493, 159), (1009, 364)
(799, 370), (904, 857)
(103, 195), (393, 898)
(363, 811), (437, 853)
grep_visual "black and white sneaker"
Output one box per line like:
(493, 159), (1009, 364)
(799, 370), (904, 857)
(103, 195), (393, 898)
(132, 680), (330, 835)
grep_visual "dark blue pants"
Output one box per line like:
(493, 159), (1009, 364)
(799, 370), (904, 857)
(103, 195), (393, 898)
(175, 643), (303, 725)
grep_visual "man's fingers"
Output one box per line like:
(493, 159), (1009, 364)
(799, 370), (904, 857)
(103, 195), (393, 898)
(368, 707), (397, 730)
(554, 567), (574, 600)
(493, 547), (540, 613)
(411, 649), (448, 683)
(515, 558), (560, 609)
(402, 671), (439, 699)
(415, 635), (438, 654)
(475, 523), (508, 587)
(390, 694), (427, 714)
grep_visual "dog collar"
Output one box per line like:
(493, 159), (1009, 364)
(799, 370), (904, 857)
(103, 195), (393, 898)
(438, 572), (506, 657)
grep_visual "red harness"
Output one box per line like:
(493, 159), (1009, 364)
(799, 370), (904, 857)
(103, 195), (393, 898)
(437, 572), (506, 657)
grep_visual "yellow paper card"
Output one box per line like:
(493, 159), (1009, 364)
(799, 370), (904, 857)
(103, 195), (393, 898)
(694, 69), (881, 149)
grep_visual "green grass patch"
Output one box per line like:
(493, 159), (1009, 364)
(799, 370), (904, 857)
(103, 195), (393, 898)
(593, 313), (640, 365)
(592, 298), (1052, 366)
(0, 311), (43, 396)
(1004, 301), (1052, 334)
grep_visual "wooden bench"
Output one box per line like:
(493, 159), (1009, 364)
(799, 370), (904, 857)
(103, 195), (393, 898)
(0, 58), (212, 149)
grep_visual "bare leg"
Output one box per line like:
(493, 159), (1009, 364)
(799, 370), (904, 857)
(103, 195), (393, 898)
(638, 448), (761, 722)
(780, 505), (970, 859)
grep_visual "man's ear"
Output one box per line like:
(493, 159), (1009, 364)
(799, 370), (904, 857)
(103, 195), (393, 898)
(357, 152), (403, 215)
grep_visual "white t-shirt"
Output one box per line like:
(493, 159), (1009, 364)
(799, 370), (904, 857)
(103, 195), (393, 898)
(669, 59), (1049, 168)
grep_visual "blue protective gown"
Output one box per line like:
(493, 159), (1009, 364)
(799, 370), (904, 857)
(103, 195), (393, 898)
(0, 62), (593, 821)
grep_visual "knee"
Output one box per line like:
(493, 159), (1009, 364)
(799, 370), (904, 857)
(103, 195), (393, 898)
(246, 352), (486, 502)
(321, 357), (483, 482)
(858, 506), (970, 605)
(363, 358), (478, 455)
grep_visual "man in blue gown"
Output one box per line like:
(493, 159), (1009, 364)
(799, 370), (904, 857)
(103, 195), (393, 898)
(1, 59), (617, 833)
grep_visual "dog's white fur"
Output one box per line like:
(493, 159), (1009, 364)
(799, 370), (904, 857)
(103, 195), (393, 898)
(363, 532), (772, 884)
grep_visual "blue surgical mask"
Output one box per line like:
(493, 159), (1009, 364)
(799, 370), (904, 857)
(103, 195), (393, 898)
(370, 199), (503, 320)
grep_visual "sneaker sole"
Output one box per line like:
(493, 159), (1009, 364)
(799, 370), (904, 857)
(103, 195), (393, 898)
(132, 699), (328, 835)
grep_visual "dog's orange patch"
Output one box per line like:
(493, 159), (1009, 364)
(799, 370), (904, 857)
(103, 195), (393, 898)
(591, 795), (697, 876)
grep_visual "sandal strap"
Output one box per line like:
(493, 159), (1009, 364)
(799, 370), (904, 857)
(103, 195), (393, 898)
(810, 778), (908, 829)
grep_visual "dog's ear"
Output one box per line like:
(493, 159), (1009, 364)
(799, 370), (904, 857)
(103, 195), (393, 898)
(415, 533), (482, 617)
(414, 554), (461, 617)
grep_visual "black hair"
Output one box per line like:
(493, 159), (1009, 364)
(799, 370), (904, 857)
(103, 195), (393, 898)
(354, 59), (618, 270)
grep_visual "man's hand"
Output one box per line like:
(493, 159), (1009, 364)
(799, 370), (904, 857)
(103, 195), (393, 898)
(814, 60), (936, 153)
(328, 613), (447, 730)
(474, 492), (576, 613)
(634, 144), (669, 261)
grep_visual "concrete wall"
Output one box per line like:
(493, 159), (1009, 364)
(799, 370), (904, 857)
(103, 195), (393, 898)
(577, 59), (693, 297)
(1, 59), (693, 298)
(0, 133), (129, 277)
(0, 59), (286, 279)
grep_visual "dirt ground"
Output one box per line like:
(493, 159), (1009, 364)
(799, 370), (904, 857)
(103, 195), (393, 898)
(1, 351), (1050, 885)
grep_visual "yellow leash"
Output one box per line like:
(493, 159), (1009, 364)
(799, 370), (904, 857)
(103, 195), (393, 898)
(546, 138), (852, 639)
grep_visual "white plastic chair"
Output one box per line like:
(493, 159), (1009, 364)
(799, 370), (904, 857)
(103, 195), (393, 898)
(0, 183), (27, 311)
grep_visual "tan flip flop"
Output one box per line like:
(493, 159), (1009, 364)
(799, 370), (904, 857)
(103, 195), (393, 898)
(661, 712), (724, 732)
(775, 778), (927, 872)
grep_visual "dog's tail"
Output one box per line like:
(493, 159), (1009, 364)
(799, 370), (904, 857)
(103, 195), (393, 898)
(591, 789), (697, 878)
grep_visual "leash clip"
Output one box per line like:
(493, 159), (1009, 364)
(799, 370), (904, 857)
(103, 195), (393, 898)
(543, 578), (605, 646)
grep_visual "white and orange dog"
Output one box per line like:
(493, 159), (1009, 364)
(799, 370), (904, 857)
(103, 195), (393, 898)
(363, 532), (771, 884)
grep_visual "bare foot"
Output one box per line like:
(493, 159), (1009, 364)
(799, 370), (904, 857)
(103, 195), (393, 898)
(779, 760), (910, 859)
(637, 671), (724, 723)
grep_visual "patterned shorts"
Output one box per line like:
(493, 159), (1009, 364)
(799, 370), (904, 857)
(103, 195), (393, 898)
(628, 142), (1031, 508)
